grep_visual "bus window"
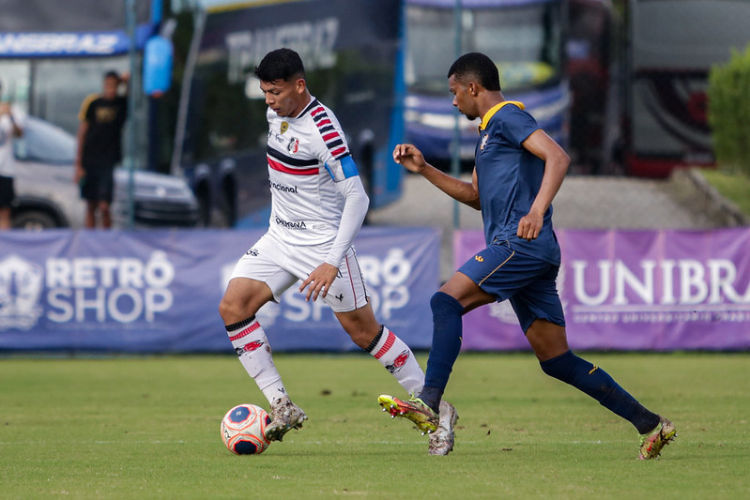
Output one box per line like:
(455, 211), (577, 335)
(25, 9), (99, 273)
(404, 0), (568, 164)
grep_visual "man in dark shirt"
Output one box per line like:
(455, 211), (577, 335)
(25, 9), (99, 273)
(75, 71), (128, 229)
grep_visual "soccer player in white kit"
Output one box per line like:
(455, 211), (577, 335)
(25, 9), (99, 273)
(219, 48), (426, 442)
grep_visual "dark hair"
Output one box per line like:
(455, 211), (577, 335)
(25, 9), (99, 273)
(254, 48), (306, 82)
(447, 52), (501, 92)
(104, 70), (121, 81)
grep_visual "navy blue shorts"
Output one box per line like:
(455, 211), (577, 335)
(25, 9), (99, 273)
(458, 241), (565, 333)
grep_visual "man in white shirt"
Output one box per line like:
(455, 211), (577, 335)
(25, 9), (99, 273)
(0, 81), (25, 230)
(218, 48), (427, 442)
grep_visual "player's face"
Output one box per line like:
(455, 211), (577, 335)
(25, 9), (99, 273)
(260, 78), (307, 118)
(448, 75), (479, 121)
(103, 77), (119, 99)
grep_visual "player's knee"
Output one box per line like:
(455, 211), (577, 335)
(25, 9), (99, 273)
(219, 297), (246, 323)
(217, 298), (233, 322)
(430, 291), (464, 317)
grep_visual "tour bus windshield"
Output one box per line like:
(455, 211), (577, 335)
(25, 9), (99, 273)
(406, 2), (563, 94)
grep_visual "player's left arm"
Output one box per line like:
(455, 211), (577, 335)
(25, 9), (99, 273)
(299, 155), (369, 302)
(517, 129), (570, 241)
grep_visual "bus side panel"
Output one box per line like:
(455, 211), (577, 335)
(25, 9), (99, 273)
(625, 0), (750, 177)
(182, 0), (404, 227)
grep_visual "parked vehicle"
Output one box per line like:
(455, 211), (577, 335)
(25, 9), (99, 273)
(12, 117), (199, 229)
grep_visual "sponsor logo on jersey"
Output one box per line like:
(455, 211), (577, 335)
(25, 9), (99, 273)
(269, 181), (298, 194)
(475, 255), (484, 262)
(280, 121), (289, 134)
(246, 248), (259, 257)
(385, 350), (410, 373)
(275, 216), (307, 230)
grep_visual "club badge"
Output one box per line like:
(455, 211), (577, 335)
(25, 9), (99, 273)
(480, 134), (489, 150)
(280, 121), (289, 134)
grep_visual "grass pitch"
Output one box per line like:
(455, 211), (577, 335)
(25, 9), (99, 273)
(1, 352), (748, 499)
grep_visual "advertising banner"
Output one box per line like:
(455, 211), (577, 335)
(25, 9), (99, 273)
(0, 0), (154, 57)
(0, 227), (440, 353)
(455, 228), (750, 351)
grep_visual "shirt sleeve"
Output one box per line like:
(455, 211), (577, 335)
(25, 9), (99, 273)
(326, 175), (369, 267)
(78, 94), (99, 123)
(501, 105), (540, 148)
(310, 109), (368, 267)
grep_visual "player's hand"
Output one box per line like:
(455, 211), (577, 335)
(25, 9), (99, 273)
(392, 144), (427, 173)
(299, 263), (339, 302)
(517, 210), (544, 242)
(0, 102), (10, 116)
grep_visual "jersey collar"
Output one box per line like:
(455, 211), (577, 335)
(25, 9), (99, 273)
(296, 96), (318, 118)
(478, 100), (525, 131)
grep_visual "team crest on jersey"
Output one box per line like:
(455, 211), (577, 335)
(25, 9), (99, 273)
(286, 137), (300, 154)
(280, 121), (289, 134)
(480, 134), (489, 150)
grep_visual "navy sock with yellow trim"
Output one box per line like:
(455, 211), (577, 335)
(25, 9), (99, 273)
(540, 350), (660, 434)
(420, 291), (464, 413)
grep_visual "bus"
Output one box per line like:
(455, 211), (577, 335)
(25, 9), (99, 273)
(567, 0), (616, 175)
(173, 0), (406, 227)
(403, 0), (570, 166)
(622, 0), (750, 177)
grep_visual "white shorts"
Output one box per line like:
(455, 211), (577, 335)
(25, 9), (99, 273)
(229, 231), (369, 312)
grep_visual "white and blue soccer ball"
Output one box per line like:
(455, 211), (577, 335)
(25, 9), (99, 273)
(221, 404), (272, 455)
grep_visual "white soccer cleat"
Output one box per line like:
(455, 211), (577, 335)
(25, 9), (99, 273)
(428, 399), (459, 456)
(264, 396), (308, 442)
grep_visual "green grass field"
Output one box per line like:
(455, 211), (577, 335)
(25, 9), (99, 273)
(1, 352), (748, 499)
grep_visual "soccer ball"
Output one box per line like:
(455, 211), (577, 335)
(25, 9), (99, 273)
(221, 404), (272, 455)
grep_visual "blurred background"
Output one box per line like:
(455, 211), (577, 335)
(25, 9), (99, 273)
(1, 0), (749, 354)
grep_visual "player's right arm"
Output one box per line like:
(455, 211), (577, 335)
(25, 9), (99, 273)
(392, 143), (480, 210)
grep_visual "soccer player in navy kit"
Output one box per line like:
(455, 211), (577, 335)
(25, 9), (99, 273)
(379, 52), (675, 459)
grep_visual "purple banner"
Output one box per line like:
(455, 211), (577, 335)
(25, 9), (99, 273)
(0, 227), (440, 353)
(455, 228), (750, 351)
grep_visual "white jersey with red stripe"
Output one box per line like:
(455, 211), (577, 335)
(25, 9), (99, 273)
(265, 96), (361, 250)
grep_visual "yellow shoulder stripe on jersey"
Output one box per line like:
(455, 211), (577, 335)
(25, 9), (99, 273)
(78, 93), (102, 122)
(478, 100), (525, 131)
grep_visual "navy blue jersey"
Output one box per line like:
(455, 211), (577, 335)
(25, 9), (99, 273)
(475, 101), (560, 265)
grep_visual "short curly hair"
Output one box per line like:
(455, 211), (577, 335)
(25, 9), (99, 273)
(447, 52), (501, 91)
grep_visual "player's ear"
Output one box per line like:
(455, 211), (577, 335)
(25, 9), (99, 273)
(295, 78), (307, 95)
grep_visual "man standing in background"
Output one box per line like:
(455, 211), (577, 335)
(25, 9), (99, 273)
(75, 71), (128, 229)
(0, 81), (25, 230)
